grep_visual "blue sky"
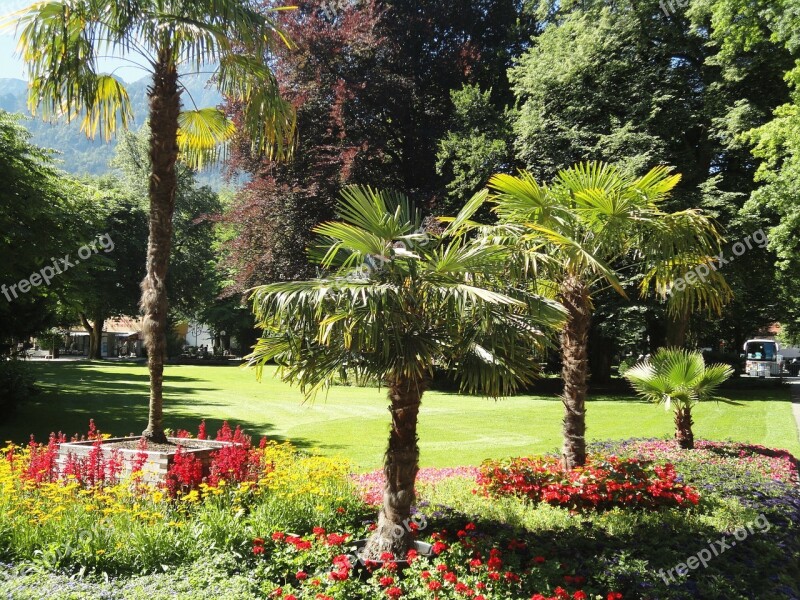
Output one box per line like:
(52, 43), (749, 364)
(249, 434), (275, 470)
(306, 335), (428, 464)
(0, 0), (141, 82)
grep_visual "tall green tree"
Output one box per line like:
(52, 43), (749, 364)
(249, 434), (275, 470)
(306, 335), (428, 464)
(10, 0), (295, 442)
(248, 186), (564, 556)
(693, 0), (800, 341)
(504, 0), (791, 351)
(0, 110), (88, 350)
(436, 84), (514, 213)
(62, 179), (148, 359)
(458, 162), (729, 468)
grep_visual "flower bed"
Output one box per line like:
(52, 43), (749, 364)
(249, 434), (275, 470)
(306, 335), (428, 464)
(250, 522), (624, 600)
(1, 432), (798, 599)
(477, 455), (700, 511)
(17, 419), (265, 492)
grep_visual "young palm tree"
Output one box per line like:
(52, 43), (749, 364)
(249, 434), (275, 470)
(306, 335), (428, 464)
(624, 348), (734, 449)
(450, 162), (731, 468)
(247, 186), (565, 557)
(7, 0), (296, 442)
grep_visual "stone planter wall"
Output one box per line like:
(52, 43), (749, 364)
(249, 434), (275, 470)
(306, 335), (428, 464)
(56, 437), (234, 486)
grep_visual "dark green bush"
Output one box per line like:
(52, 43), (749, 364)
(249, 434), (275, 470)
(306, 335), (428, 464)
(0, 359), (37, 421)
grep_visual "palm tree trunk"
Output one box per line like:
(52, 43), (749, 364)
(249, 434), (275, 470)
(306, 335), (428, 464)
(363, 375), (426, 560)
(666, 310), (690, 347)
(140, 46), (180, 444)
(560, 276), (591, 469)
(674, 405), (694, 449)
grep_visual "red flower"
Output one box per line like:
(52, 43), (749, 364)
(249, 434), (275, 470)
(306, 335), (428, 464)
(386, 587), (403, 599)
(295, 571), (308, 580)
(455, 582), (473, 596)
(380, 576), (395, 587)
(432, 541), (448, 555)
(428, 581), (443, 591)
(326, 533), (348, 546)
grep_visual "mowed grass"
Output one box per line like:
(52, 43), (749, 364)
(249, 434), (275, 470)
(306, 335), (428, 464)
(2, 361), (798, 470)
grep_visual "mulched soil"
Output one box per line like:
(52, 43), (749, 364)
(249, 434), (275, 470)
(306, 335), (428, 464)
(98, 439), (217, 452)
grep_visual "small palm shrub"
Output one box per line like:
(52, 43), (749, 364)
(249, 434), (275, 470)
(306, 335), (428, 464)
(623, 348), (734, 449)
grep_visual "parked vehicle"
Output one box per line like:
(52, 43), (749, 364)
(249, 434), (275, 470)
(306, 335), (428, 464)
(742, 338), (800, 377)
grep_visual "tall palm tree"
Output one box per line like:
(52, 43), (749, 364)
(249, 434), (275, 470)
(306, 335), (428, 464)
(247, 186), (565, 557)
(450, 162), (731, 468)
(624, 348), (734, 449)
(8, 0), (296, 443)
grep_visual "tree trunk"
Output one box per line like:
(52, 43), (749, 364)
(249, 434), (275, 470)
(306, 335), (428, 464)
(79, 312), (105, 360)
(560, 276), (591, 470)
(666, 310), (689, 348)
(363, 375), (426, 560)
(674, 405), (694, 449)
(140, 46), (180, 444)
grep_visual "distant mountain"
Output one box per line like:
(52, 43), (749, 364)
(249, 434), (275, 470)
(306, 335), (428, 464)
(0, 75), (226, 189)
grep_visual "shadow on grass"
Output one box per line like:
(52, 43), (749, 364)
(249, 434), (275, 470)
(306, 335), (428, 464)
(0, 362), (321, 453)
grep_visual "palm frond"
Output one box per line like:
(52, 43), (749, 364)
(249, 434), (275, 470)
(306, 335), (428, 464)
(556, 161), (623, 197)
(177, 107), (236, 169)
(523, 223), (626, 296)
(488, 171), (560, 223)
(624, 348), (733, 410)
(443, 189), (488, 234)
(241, 84), (297, 161)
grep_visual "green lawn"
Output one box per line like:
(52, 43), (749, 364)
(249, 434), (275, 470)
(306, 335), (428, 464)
(3, 361), (798, 470)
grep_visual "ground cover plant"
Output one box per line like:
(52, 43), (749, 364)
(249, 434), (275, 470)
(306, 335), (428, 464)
(1, 419), (797, 599)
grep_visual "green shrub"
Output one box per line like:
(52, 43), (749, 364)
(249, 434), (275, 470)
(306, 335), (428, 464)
(0, 359), (37, 421)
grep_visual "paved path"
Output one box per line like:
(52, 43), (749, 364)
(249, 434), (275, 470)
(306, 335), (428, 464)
(789, 380), (800, 444)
